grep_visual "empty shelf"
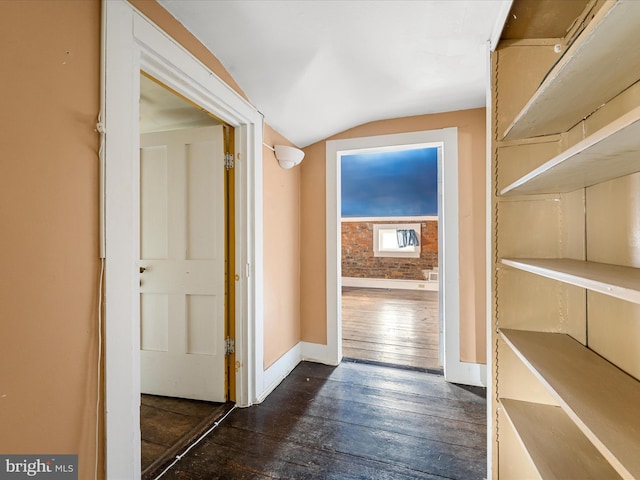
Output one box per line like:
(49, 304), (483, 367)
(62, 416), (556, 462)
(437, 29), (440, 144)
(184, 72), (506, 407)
(502, 0), (640, 140)
(501, 258), (640, 304)
(500, 329), (640, 479)
(501, 399), (622, 480)
(501, 105), (640, 195)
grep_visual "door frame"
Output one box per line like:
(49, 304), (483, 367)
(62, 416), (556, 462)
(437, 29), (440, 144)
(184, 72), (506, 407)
(103, 2), (264, 477)
(326, 128), (487, 386)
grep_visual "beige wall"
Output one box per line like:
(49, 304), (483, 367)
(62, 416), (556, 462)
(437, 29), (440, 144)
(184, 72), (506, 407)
(262, 127), (302, 368)
(300, 109), (487, 364)
(0, 1), (101, 477)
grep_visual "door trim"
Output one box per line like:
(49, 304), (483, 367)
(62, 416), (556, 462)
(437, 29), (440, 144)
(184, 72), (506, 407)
(103, 2), (264, 478)
(326, 129), (487, 386)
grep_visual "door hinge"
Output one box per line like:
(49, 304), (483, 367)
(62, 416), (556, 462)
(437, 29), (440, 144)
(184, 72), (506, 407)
(224, 152), (234, 170)
(225, 337), (235, 355)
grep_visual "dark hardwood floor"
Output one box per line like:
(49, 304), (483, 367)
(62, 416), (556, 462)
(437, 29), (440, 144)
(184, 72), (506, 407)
(160, 360), (486, 480)
(141, 395), (234, 479)
(342, 287), (441, 371)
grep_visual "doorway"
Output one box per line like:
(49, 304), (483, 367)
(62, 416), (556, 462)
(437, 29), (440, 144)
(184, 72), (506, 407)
(138, 75), (235, 477)
(103, 5), (265, 476)
(339, 145), (441, 371)
(326, 128), (486, 386)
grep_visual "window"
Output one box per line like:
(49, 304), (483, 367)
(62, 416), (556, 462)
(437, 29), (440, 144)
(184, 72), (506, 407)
(373, 223), (421, 258)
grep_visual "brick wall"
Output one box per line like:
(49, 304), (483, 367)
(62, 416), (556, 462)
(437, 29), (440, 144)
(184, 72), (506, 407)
(342, 220), (438, 280)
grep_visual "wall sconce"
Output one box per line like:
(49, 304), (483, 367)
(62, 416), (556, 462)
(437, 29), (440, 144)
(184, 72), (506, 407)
(264, 144), (305, 169)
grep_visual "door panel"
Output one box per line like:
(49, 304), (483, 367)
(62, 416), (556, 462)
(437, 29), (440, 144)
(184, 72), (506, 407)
(186, 294), (219, 355)
(140, 293), (169, 352)
(140, 145), (169, 259)
(140, 125), (226, 402)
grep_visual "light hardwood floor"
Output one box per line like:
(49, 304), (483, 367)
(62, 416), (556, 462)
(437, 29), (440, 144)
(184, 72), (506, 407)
(342, 287), (441, 371)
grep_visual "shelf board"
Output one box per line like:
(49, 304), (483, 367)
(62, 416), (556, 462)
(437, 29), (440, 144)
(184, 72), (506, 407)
(500, 329), (640, 479)
(501, 105), (640, 195)
(502, 0), (640, 141)
(501, 258), (640, 304)
(501, 399), (622, 480)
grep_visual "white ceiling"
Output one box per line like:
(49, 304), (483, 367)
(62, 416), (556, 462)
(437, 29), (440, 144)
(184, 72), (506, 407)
(158, 0), (510, 147)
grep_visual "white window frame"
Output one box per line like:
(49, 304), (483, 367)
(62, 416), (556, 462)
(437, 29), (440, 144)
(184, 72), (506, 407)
(373, 223), (421, 258)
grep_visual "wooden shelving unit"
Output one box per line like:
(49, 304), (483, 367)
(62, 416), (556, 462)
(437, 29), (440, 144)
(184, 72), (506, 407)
(501, 399), (622, 480)
(501, 258), (640, 304)
(502, 0), (640, 140)
(500, 329), (640, 479)
(491, 1), (640, 478)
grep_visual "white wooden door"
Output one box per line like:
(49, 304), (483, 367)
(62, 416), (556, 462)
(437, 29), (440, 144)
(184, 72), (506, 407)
(139, 125), (226, 402)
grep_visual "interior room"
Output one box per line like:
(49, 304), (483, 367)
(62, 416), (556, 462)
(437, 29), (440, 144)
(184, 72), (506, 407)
(340, 146), (441, 371)
(2, 0), (638, 479)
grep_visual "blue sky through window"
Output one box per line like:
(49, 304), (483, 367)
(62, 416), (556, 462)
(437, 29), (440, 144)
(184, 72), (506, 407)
(341, 147), (438, 217)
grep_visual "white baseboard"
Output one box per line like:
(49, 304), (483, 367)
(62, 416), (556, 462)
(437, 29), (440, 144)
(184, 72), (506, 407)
(342, 276), (438, 291)
(301, 341), (340, 366)
(445, 361), (487, 387)
(259, 343), (301, 403)
(258, 341), (339, 403)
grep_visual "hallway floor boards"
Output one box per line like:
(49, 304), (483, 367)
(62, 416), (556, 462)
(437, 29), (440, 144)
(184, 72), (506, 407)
(141, 395), (233, 479)
(161, 360), (487, 479)
(342, 287), (440, 371)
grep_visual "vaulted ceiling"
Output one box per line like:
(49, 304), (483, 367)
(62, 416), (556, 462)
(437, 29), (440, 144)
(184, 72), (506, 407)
(155, 1), (512, 147)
